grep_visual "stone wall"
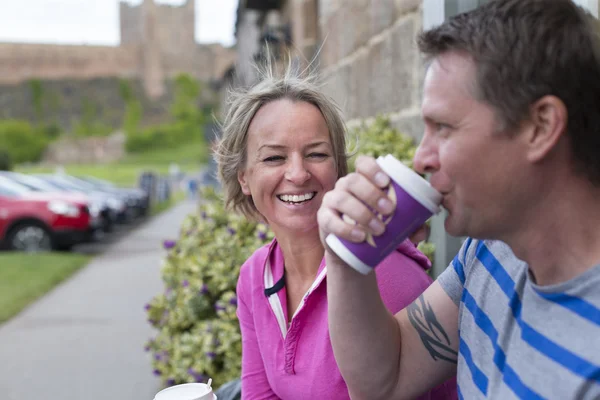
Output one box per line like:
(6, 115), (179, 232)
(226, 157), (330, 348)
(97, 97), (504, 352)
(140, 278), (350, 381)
(316, 0), (424, 140)
(0, 77), (174, 132)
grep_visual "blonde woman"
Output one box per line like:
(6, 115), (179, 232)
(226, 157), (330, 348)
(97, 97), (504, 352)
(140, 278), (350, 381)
(215, 63), (456, 400)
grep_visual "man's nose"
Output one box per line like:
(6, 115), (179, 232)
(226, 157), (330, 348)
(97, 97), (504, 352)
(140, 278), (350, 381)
(412, 134), (440, 175)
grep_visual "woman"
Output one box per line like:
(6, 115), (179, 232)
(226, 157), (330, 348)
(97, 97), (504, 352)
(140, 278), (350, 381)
(215, 64), (456, 399)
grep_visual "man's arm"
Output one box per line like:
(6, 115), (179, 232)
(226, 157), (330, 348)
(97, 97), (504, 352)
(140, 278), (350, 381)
(318, 155), (459, 399)
(326, 258), (458, 400)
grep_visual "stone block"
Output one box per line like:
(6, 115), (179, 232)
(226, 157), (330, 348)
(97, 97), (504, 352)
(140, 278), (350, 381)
(391, 16), (419, 111)
(350, 50), (370, 119)
(319, 12), (340, 68)
(368, 35), (395, 116)
(303, 0), (319, 41)
(395, 0), (422, 18)
(370, 0), (396, 37)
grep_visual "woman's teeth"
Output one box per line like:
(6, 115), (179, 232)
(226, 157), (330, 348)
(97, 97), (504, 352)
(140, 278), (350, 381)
(278, 192), (315, 204)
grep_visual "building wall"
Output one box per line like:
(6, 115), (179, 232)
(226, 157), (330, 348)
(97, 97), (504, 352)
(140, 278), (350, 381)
(315, 0), (424, 139)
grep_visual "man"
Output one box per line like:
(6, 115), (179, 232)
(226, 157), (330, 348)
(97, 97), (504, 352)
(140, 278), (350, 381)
(317, 1), (600, 398)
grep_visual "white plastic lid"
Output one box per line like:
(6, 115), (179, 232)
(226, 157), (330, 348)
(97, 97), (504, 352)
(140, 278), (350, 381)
(154, 383), (215, 400)
(376, 154), (442, 214)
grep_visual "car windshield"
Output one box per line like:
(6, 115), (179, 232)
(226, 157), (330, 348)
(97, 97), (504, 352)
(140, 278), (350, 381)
(4, 173), (57, 192)
(0, 176), (33, 197)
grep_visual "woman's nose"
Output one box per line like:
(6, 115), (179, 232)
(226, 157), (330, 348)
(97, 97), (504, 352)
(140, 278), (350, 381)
(285, 158), (311, 184)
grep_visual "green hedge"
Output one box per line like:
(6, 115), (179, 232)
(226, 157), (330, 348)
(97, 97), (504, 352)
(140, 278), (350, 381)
(0, 120), (50, 164)
(145, 116), (432, 388)
(145, 187), (274, 387)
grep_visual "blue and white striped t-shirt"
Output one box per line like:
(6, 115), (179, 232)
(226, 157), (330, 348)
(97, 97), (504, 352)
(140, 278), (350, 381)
(437, 239), (600, 399)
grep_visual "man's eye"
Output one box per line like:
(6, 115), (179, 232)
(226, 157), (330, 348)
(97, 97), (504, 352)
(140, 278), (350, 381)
(263, 156), (284, 162)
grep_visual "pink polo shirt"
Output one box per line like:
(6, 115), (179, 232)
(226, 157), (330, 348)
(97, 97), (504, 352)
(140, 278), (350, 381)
(236, 238), (457, 399)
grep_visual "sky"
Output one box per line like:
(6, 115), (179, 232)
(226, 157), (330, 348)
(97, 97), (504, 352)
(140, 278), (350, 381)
(0, 0), (237, 46)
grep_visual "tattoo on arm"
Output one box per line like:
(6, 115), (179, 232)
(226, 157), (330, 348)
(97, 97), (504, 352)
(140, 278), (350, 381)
(407, 295), (458, 364)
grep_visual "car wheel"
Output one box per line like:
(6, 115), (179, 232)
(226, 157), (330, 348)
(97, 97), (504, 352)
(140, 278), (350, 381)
(7, 223), (53, 252)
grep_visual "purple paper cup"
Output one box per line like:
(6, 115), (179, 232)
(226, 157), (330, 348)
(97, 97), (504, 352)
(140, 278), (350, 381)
(326, 154), (442, 274)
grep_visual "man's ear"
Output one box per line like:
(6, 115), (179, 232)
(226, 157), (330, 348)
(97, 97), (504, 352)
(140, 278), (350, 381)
(238, 169), (251, 195)
(524, 95), (567, 163)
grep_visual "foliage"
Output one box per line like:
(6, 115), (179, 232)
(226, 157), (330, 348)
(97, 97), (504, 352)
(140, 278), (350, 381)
(125, 74), (206, 154)
(0, 120), (50, 164)
(348, 115), (417, 171)
(29, 79), (45, 123)
(0, 150), (12, 171)
(145, 187), (274, 388)
(119, 79), (143, 138)
(72, 98), (113, 137)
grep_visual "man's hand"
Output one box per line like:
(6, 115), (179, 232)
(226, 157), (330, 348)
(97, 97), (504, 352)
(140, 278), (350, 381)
(318, 155), (395, 250)
(318, 155), (430, 251)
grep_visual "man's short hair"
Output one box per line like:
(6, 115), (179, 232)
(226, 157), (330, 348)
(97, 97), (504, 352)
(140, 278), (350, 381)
(418, 0), (600, 185)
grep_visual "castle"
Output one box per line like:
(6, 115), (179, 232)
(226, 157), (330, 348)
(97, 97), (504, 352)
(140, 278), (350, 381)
(0, 0), (235, 99)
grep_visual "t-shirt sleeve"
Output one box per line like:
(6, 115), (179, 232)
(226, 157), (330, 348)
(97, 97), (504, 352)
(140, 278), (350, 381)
(436, 238), (475, 307)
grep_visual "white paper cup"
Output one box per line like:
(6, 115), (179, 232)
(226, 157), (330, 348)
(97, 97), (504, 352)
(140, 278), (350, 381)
(153, 383), (217, 400)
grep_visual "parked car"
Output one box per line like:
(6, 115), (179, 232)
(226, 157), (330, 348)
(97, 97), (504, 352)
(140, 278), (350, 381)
(0, 176), (92, 252)
(34, 173), (129, 225)
(77, 175), (150, 217)
(0, 171), (111, 234)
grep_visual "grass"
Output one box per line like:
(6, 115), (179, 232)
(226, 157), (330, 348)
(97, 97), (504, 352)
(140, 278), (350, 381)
(0, 252), (91, 323)
(15, 140), (208, 187)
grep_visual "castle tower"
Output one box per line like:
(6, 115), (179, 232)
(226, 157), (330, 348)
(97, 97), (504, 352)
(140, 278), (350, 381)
(141, 0), (165, 98)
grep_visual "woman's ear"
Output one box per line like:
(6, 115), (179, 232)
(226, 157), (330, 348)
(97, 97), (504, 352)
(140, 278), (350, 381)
(525, 95), (567, 163)
(238, 169), (251, 195)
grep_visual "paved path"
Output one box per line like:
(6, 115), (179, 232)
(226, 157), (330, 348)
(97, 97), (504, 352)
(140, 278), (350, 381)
(0, 199), (199, 400)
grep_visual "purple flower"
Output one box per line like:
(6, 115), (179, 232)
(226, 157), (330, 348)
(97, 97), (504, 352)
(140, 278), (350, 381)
(201, 211), (207, 219)
(154, 353), (162, 361)
(144, 345), (151, 352)
(144, 303), (151, 311)
(206, 352), (217, 360)
(200, 284), (209, 295)
(257, 231), (267, 240)
(163, 240), (176, 250)
(147, 318), (155, 324)
(153, 369), (161, 376)
(188, 368), (205, 382)
(182, 280), (189, 287)
(166, 378), (176, 386)
(215, 304), (226, 312)
(229, 297), (238, 306)
(227, 227), (236, 235)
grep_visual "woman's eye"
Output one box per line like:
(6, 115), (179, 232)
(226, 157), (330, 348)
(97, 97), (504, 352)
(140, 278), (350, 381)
(263, 155), (284, 162)
(308, 153), (328, 159)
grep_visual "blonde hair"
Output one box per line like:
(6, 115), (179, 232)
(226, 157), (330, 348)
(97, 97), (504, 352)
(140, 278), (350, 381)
(215, 56), (349, 220)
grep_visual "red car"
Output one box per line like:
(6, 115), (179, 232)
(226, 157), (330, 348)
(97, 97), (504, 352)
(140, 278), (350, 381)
(0, 176), (92, 252)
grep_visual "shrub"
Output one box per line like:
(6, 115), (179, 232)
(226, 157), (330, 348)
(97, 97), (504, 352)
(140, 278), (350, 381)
(145, 187), (274, 388)
(348, 115), (417, 170)
(125, 122), (205, 153)
(0, 120), (49, 164)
